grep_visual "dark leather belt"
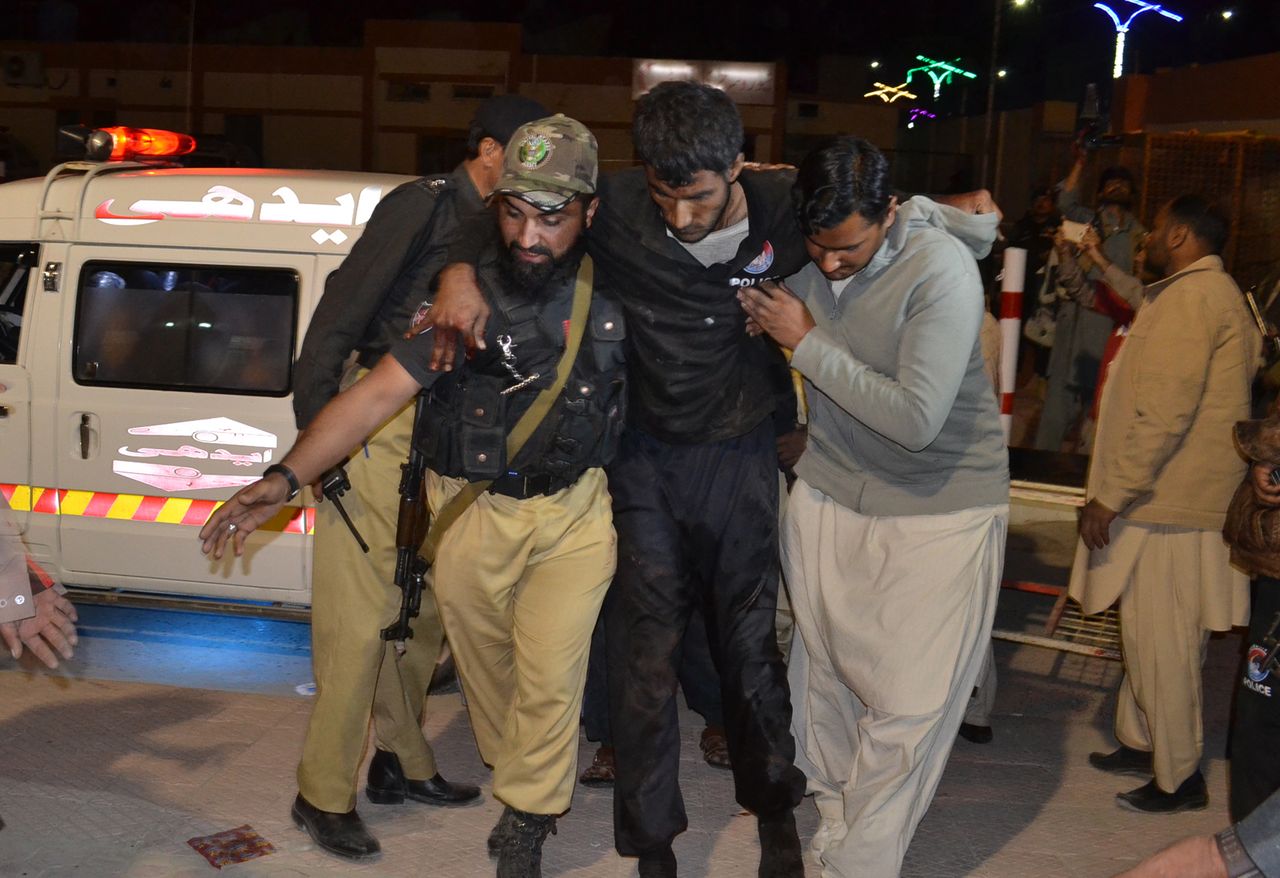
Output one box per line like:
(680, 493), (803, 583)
(487, 471), (560, 499)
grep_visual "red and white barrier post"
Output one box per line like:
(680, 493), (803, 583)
(998, 247), (1026, 444)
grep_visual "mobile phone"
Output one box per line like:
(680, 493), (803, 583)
(1061, 219), (1090, 244)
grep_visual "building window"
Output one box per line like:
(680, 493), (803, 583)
(387, 81), (431, 103)
(74, 261), (298, 396)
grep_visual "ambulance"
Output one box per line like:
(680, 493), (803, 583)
(0, 127), (418, 607)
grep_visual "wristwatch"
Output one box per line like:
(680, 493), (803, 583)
(1216, 827), (1262, 878)
(263, 463), (301, 501)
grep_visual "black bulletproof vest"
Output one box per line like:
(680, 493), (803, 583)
(413, 273), (626, 488)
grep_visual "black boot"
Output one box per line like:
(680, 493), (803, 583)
(487, 806), (518, 860)
(365, 748), (481, 805)
(1088, 745), (1154, 777)
(1117, 771), (1209, 813)
(758, 810), (804, 878)
(290, 793), (380, 861)
(496, 809), (556, 878)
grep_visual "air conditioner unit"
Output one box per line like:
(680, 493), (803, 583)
(2, 52), (46, 87)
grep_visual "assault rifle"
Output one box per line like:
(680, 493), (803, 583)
(381, 392), (432, 646)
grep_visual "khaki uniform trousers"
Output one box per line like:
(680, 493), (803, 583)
(297, 388), (446, 814)
(427, 466), (615, 816)
(1071, 520), (1247, 792)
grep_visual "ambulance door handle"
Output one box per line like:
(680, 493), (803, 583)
(79, 413), (93, 459)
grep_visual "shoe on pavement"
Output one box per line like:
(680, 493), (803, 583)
(290, 793), (380, 861)
(496, 808), (556, 878)
(488, 806), (518, 860)
(700, 725), (732, 769)
(1088, 745), (1154, 777)
(578, 745), (617, 787)
(958, 722), (993, 744)
(365, 748), (481, 805)
(1117, 771), (1208, 813)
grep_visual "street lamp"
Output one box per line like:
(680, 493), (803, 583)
(1093, 0), (1184, 79)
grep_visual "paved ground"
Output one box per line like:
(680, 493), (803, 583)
(0, 539), (1247, 877)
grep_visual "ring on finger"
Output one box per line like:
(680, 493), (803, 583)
(227, 522), (239, 534)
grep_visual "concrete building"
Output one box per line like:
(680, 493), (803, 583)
(0, 20), (816, 179)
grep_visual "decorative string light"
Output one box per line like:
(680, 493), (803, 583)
(864, 81), (918, 103)
(906, 55), (978, 99)
(1093, 0), (1183, 79)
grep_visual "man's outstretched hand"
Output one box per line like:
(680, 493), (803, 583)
(1, 588), (78, 669)
(405, 264), (491, 371)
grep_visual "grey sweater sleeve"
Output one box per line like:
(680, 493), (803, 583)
(790, 240), (983, 453)
(1237, 788), (1280, 877)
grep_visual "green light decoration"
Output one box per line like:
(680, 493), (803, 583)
(906, 55), (979, 99)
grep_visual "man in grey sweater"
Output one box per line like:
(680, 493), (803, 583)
(738, 136), (1008, 878)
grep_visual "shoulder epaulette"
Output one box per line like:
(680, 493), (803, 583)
(420, 177), (450, 196)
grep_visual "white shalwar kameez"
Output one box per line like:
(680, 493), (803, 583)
(784, 479), (1007, 878)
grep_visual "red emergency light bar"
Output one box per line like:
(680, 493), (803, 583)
(86, 127), (197, 162)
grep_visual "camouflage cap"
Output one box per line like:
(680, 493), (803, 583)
(491, 114), (598, 211)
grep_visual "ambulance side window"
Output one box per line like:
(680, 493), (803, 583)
(73, 260), (298, 395)
(0, 243), (38, 365)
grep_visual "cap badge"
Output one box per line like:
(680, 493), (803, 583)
(518, 134), (553, 169)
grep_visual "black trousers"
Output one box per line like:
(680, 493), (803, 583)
(605, 421), (806, 856)
(1231, 575), (1280, 821)
(583, 601), (725, 745)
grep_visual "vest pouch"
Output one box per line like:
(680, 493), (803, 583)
(459, 381), (506, 479)
(461, 426), (506, 479)
(460, 382), (502, 428)
(589, 298), (626, 369)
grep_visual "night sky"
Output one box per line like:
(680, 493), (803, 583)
(10, 0), (1279, 112)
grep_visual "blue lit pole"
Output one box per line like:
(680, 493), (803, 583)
(1093, 0), (1183, 79)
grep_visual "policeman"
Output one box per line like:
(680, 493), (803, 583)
(287, 93), (548, 860)
(201, 115), (622, 878)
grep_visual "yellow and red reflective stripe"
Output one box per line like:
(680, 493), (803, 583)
(0, 483), (313, 534)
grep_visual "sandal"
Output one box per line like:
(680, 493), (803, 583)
(700, 726), (732, 770)
(578, 745), (616, 786)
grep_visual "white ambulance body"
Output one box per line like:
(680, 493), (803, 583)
(0, 156), (417, 606)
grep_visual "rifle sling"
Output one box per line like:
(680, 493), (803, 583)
(420, 255), (594, 565)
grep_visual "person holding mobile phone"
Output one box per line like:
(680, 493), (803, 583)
(1034, 153), (1146, 453)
